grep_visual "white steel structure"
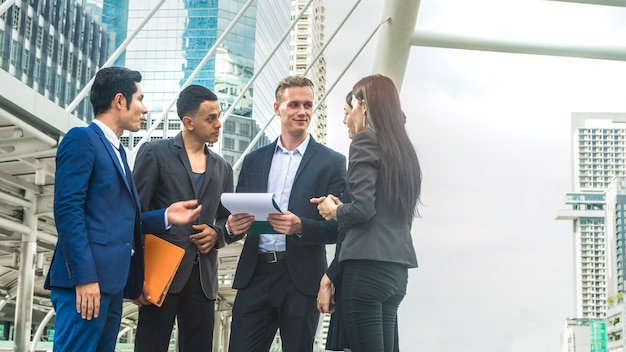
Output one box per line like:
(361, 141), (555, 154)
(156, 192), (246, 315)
(1, 0), (626, 350)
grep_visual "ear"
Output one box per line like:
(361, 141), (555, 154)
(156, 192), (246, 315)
(113, 93), (125, 110)
(273, 101), (280, 115)
(182, 116), (193, 130)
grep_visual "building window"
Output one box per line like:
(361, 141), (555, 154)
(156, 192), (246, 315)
(47, 35), (53, 58)
(223, 137), (234, 150)
(224, 120), (235, 133)
(167, 120), (180, 130)
(240, 123), (250, 136)
(25, 16), (32, 40)
(34, 57), (40, 79)
(10, 40), (17, 66)
(238, 140), (248, 152)
(22, 50), (29, 71)
(12, 7), (20, 29)
(36, 26), (43, 48)
(45, 70), (51, 90)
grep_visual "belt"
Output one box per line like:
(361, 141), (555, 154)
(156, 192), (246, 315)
(257, 251), (286, 263)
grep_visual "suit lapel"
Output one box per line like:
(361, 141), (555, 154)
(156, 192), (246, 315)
(174, 134), (197, 194)
(90, 123), (129, 189)
(199, 148), (216, 199)
(260, 141), (277, 192)
(89, 123), (141, 209)
(174, 133), (214, 200)
(293, 137), (317, 185)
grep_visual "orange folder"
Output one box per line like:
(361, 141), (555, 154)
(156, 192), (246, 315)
(143, 234), (185, 307)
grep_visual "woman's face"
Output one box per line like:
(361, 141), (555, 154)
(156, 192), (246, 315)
(344, 95), (367, 139)
(342, 101), (354, 139)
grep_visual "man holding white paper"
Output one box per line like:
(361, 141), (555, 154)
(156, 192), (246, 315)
(225, 76), (347, 351)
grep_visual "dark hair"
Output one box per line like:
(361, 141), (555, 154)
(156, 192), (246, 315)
(352, 74), (422, 220)
(345, 91), (353, 108)
(177, 84), (218, 119)
(90, 67), (142, 117)
(274, 75), (314, 103)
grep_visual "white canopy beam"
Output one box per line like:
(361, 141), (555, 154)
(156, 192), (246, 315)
(371, 0), (421, 91)
(411, 29), (626, 62)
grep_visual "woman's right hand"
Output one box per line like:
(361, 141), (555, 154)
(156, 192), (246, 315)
(317, 274), (335, 314)
(311, 194), (341, 221)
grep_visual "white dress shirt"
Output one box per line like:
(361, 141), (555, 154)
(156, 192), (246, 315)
(258, 134), (310, 253)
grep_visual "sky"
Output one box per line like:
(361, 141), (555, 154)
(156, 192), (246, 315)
(322, 1), (626, 351)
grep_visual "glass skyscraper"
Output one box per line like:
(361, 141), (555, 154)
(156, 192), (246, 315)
(83, 0), (129, 67)
(0, 0), (110, 120)
(122, 0), (258, 151)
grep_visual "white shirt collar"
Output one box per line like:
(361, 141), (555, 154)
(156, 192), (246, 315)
(93, 119), (122, 149)
(275, 133), (311, 155)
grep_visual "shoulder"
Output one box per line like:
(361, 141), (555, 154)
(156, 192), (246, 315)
(63, 125), (90, 140)
(59, 126), (94, 150)
(244, 142), (274, 161)
(208, 148), (233, 170)
(351, 130), (377, 148)
(308, 138), (346, 162)
(349, 130), (379, 161)
(137, 137), (175, 155)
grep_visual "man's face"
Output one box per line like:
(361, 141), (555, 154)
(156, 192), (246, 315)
(186, 100), (222, 144)
(120, 82), (148, 133)
(274, 86), (313, 138)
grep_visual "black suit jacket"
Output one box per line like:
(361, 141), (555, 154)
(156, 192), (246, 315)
(336, 130), (418, 268)
(231, 136), (346, 296)
(133, 132), (234, 299)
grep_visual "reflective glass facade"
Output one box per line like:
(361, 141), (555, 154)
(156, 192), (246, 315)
(0, 0), (109, 120)
(123, 0), (258, 148)
(84, 0), (129, 67)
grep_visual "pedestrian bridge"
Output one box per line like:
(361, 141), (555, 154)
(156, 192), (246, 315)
(0, 0), (625, 351)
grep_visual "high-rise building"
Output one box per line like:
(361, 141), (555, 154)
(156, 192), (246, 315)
(83, 0), (129, 67)
(562, 318), (607, 352)
(121, 0), (288, 177)
(605, 177), (626, 351)
(290, 0), (327, 144)
(0, 0), (110, 121)
(122, 0), (258, 150)
(558, 113), (626, 319)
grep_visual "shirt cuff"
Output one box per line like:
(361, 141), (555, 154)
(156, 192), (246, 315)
(164, 208), (171, 230)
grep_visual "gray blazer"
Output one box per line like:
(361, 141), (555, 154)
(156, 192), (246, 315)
(133, 132), (233, 299)
(336, 130), (418, 268)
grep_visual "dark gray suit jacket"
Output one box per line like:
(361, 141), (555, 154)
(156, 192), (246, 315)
(336, 130), (418, 268)
(133, 132), (233, 299)
(230, 136), (347, 296)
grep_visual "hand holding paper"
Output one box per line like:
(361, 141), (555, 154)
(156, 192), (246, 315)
(221, 193), (283, 234)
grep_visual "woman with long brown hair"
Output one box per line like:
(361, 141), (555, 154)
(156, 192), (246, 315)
(313, 74), (421, 351)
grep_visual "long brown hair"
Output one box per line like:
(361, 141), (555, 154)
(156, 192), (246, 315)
(352, 74), (422, 220)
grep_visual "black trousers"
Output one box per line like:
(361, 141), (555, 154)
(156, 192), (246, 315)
(341, 260), (408, 352)
(135, 262), (215, 352)
(228, 260), (319, 352)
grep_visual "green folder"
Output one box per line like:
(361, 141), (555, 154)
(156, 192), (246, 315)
(248, 198), (282, 234)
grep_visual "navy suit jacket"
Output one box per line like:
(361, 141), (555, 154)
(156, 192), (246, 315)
(231, 136), (346, 296)
(45, 122), (167, 300)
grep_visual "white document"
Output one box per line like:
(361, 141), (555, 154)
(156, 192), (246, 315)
(220, 193), (282, 219)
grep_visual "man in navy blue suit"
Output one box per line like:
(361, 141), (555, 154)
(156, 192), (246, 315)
(226, 76), (347, 351)
(44, 67), (202, 352)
